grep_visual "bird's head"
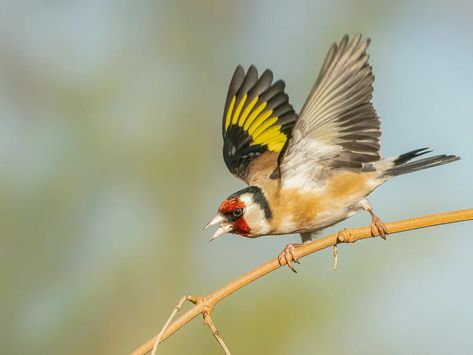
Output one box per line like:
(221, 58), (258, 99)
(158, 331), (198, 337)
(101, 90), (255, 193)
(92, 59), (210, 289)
(204, 186), (272, 241)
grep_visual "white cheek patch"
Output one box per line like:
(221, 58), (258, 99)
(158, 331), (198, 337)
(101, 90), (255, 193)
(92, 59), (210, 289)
(239, 193), (253, 206)
(239, 193), (270, 236)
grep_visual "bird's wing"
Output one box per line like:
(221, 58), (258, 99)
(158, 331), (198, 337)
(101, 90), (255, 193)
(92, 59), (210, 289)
(278, 34), (381, 189)
(222, 65), (298, 184)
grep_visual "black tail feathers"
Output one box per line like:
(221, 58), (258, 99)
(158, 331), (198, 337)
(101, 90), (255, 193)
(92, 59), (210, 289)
(393, 147), (432, 165)
(385, 148), (460, 177)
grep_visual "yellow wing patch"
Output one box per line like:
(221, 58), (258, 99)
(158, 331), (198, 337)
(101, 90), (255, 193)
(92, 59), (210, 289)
(238, 96), (258, 127)
(225, 96), (236, 130)
(224, 94), (287, 152)
(222, 65), (298, 180)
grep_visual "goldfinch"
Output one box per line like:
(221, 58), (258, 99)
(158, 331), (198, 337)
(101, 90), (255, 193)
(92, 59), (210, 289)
(205, 34), (459, 271)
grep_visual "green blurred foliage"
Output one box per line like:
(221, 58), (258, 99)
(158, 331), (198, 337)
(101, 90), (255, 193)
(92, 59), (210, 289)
(0, 1), (472, 354)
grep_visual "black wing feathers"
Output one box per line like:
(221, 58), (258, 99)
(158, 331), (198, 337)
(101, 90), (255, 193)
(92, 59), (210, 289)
(222, 65), (298, 182)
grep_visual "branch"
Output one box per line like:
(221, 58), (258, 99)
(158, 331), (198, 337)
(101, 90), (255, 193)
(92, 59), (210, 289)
(132, 208), (473, 355)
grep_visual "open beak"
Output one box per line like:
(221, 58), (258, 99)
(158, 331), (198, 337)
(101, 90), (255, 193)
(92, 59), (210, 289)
(204, 214), (233, 242)
(204, 214), (225, 230)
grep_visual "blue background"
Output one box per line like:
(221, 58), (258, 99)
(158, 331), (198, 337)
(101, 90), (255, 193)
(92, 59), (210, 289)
(1, 1), (472, 354)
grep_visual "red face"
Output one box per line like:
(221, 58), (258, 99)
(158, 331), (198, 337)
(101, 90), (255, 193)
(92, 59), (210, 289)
(218, 198), (251, 236)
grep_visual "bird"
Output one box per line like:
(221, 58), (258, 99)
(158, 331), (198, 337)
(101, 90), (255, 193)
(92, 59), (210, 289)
(204, 34), (460, 272)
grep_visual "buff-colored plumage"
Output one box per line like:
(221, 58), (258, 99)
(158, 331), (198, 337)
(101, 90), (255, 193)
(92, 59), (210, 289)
(206, 34), (459, 270)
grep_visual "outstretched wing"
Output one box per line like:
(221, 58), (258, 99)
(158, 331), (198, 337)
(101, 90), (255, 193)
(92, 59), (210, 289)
(279, 34), (381, 188)
(222, 65), (298, 183)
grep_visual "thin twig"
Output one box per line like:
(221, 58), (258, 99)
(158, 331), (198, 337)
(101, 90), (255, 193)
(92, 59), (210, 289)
(332, 245), (338, 271)
(132, 208), (473, 355)
(332, 229), (354, 271)
(150, 295), (196, 355)
(203, 313), (231, 355)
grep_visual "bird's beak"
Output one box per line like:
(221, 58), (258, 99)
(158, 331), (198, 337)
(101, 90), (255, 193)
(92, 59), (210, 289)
(209, 224), (233, 242)
(204, 214), (233, 242)
(204, 214), (225, 230)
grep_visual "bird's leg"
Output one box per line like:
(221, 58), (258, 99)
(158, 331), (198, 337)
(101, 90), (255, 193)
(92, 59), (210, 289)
(278, 243), (303, 273)
(278, 233), (312, 273)
(358, 199), (388, 239)
(369, 209), (389, 239)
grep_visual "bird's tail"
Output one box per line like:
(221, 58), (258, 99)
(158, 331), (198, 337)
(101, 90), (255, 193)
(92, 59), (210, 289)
(383, 148), (460, 177)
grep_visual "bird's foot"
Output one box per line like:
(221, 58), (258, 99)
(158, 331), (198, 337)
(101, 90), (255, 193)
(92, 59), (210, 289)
(369, 212), (388, 239)
(277, 243), (303, 273)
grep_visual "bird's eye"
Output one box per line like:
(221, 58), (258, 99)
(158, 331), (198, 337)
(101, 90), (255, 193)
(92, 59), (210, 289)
(233, 208), (243, 218)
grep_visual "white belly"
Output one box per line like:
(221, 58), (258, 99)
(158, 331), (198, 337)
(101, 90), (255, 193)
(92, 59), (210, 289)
(307, 204), (359, 232)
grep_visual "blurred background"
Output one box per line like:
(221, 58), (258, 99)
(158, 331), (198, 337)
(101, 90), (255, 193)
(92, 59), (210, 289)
(1, 0), (472, 354)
